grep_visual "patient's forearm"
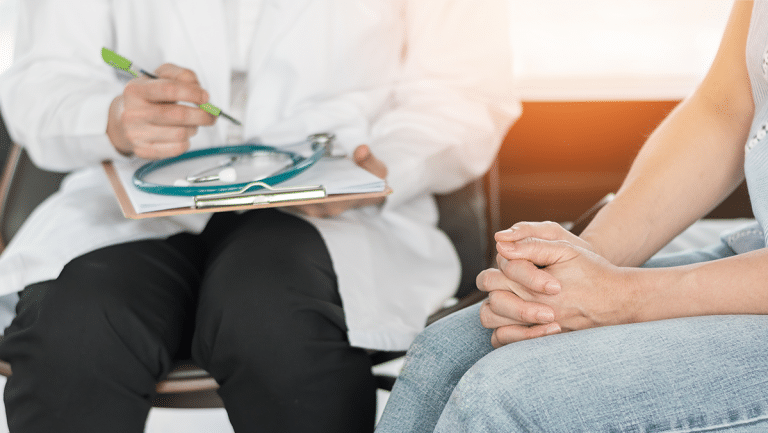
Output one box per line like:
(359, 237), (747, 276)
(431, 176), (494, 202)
(581, 92), (750, 266)
(628, 248), (768, 322)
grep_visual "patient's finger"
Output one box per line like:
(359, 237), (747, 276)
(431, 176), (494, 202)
(496, 237), (578, 270)
(479, 293), (555, 328)
(495, 255), (561, 295)
(494, 221), (570, 241)
(495, 221), (593, 251)
(495, 221), (568, 241)
(491, 322), (562, 348)
(476, 268), (526, 294)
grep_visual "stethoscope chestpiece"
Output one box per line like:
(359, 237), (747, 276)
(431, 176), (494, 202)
(308, 133), (335, 157)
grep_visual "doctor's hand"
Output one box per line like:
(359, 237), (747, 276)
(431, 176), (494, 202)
(107, 63), (217, 160)
(485, 236), (639, 348)
(292, 145), (388, 218)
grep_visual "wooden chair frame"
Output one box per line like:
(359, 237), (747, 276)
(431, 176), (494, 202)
(0, 144), (21, 255)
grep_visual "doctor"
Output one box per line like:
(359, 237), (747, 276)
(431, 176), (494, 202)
(0, 0), (518, 432)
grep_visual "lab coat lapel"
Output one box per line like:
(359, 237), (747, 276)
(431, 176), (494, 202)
(249, 0), (311, 71)
(172, 0), (230, 143)
(244, 0), (311, 138)
(171, 0), (312, 141)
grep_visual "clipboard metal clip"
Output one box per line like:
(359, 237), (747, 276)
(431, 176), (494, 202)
(193, 182), (327, 210)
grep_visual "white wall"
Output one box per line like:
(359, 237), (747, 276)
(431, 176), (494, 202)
(0, 0), (17, 76)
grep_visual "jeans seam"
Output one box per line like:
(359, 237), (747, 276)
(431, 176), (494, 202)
(725, 228), (763, 243)
(662, 413), (768, 433)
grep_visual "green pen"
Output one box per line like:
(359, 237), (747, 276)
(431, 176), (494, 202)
(101, 47), (241, 126)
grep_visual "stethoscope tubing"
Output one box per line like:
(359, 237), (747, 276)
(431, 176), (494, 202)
(133, 142), (327, 196)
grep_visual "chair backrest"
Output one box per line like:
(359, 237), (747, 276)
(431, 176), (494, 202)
(0, 112), (66, 253)
(0, 111), (9, 175)
(435, 160), (499, 300)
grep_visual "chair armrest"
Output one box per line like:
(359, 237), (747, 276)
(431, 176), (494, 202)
(0, 144), (23, 254)
(566, 193), (615, 236)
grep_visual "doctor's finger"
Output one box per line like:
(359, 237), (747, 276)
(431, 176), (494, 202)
(154, 63), (203, 85)
(126, 77), (210, 106)
(491, 323), (562, 348)
(480, 293), (555, 328)
(306, 203), (346, 218)
(353, 145), (388, 179)
(147, 103), (216, 127)
(308, 202), (356, 218)
(131, 140), (191, 160)
(127, 124), (198, 145)
(495, 255), (561, 295)
(291, 204), (326, 218)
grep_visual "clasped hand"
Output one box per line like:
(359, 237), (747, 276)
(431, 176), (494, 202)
(477, 222), (638, 348)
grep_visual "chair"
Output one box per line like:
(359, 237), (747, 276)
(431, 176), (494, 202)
(0, 109), (500, 406)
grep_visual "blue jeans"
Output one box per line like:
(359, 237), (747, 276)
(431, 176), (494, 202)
(376, 243), (768, 432)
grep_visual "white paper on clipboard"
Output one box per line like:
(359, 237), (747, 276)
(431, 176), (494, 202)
(110, 157), (387, 215)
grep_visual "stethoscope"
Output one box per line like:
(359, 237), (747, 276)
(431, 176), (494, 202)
(133, 133), (335, 196)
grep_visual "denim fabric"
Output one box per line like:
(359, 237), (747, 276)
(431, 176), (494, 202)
(718, 221), (765, 255)
(376, 243), (768, 432)
(376, 302), (495, 432)
(642, 240), (736, 268)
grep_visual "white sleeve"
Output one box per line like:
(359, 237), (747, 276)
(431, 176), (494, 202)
(0, 0), (127, 172)
(372, 0), (521, 210)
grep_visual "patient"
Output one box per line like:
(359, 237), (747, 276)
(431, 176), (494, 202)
(376, 1), (768, 431)
(0, 1), (517, 432)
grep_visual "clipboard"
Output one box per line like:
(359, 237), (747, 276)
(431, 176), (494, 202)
(102, 160), (391, 220)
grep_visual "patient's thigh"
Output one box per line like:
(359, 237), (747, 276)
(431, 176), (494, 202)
(436, 314), (768, 432)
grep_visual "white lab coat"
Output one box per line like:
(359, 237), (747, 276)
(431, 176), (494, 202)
(0, 0), (519, 350)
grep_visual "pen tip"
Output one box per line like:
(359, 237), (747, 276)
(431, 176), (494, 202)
(221, 112), (242, 126)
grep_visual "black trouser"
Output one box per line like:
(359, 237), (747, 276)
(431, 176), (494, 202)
(0, 209), (376, 433)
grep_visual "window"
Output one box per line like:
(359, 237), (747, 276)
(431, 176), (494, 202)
(0, 0), (734, 100)
(508, 0), (733, 100)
